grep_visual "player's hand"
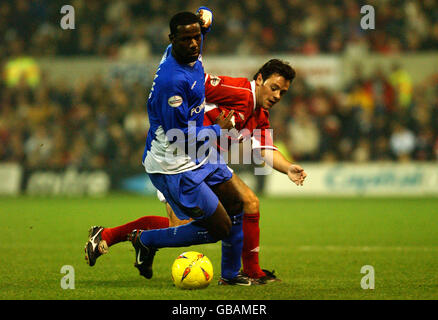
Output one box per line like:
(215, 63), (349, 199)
(215, 110), (235, 130)
(287, 164), (307, 186)
(197, 9), (213, 29)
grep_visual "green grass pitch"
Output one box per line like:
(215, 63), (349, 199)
(0, 194), (437, 300)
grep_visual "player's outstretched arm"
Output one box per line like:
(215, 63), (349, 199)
(259, 149), (307, 186)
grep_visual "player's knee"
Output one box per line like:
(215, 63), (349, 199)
(219, 221), (232, 240)
(242, 192), (259, 213)
(228, 197), (243, 216)
(212, 217), (231, 240)
(202, 209), (232, 241)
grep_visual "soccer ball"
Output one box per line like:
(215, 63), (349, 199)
(171, 251), (213, 289)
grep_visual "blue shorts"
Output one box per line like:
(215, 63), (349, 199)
(149, 162), (233, 221)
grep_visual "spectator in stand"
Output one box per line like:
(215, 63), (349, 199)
(1, 0), (438, 168)
(2, 1), (438, 57)
(287, 104), (320, 161)
(389, 63), (413, 110)
(389, 121), (416, 162)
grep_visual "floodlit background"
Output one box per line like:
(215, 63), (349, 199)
(1, 0), (438, 197)
(0, 0), (437, 197)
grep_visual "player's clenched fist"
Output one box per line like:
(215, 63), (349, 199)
(197, 8), (213, 29)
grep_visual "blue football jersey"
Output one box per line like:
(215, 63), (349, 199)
(143, 45), (221, 174)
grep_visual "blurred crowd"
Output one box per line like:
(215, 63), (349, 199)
(271, 64), (438, 163)
(0, 0), (438, 59)
(0, 71), (149, 170)
(1, 61), (437, 171)
(1, 0), (438, 171)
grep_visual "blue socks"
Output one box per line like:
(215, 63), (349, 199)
(221, 212), (244, 279)
(138, 212), (244, 279)
(139, 221), (216, 248)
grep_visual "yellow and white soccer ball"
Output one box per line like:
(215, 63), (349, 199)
(171, 251), (213, 289)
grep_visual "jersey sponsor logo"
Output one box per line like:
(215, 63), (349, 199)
(168, 95), (183, 108)
(190, 100), (205, 116)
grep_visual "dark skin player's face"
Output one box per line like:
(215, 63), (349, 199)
(170, 23), (202, 64)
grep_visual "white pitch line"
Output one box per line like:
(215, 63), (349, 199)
(296, 245), (438, 252)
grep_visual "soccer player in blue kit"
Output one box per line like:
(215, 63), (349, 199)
(128, 8), (251, 285)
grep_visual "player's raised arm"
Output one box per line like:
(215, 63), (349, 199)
(196, 7), (213, 34)
(195, 7), (213, 57)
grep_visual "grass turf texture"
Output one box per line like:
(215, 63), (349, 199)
(0, 194), (437, 300)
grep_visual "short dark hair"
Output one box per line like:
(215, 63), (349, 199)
(253, 59), (296, 82)
(169, 12), (201, 36)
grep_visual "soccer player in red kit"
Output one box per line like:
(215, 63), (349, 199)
(85, 59), (307, 284)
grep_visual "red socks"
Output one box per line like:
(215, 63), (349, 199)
(101, 216), (169, 247)
(242, 212), (266, 278)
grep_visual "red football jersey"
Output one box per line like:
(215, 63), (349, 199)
(204, 74), (277, 151)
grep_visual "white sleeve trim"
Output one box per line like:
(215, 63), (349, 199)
(205, 103), (218, 112)
(251, 136), (278, 150)
(250, 80), (257, 110)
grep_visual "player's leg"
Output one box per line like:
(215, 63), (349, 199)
(131, 171), (234, 279)
(85, 215), (169, 267)
(85, 190), (184, 266)
(158, 188), (192, 227)
(130, 197), (231, 279)
(166, 203), (192, 226)
(102, 216), (170, 246)
(206, 166), (254, 285)
(85, 217), (169, 267)
(222, 145), (273, 281)
(156, 173), (250, 285)
(228, 174), (262, 278)
(139, 177), (232, 245)
(222, 173), (278, 283)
